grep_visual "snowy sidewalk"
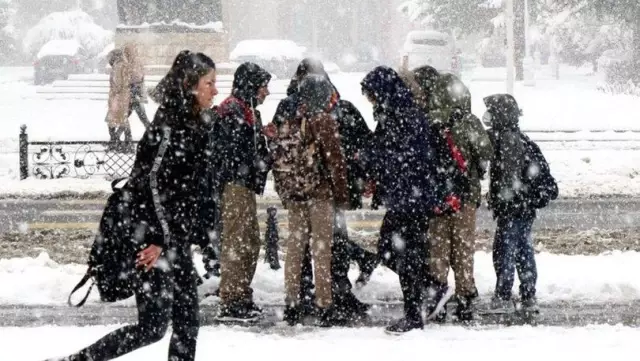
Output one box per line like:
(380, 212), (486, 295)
(2, 300), (640, 328)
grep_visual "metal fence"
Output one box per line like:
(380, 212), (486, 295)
(19, 125), (137, 180)
(17, 124), (640, 180)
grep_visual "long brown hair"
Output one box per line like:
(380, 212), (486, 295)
(150, 50), (216, 111)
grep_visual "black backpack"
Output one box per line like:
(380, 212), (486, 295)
(68, 178), (136, 307)
(520, 133), (559, 209)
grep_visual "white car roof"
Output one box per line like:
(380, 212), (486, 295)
(37, 39), (82, 59)
(407, 30), (450, 40)
(230, 39), (305, 60)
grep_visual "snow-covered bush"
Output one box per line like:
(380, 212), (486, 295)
(23, 10), (113, 58)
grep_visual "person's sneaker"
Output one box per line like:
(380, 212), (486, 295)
(300, 293), (319, 317)
(519, 297), (540, 314)
(246, 301), (263, 317)
(316, 307), (336, 328)
(484, 295), (516, 314)
(334, 291), (371, 321)
(424, 284), (455, 322)
(454, 294), (477, 322)
(384, 317), (424, 335)
(355, 252), (378, 287)
(216, 303), (259, 323)
(283, 305), (302, 326)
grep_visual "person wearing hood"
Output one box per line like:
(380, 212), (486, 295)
(414, 73), (493, 322)
(47, 51), (218, 361)
(123, 43), (151, 130)
(213, 62), (272, 322)
(105, 48), (132, 150)
(268, 74), (349, 326)
(360, 66), (444, 334)
(270, 58), (376, 322)
(483, 93), (539, 314)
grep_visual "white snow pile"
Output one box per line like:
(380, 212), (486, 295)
(14, 324), (640, 360)
(23, 10), (113, 57)
(2, 250), (640, 306)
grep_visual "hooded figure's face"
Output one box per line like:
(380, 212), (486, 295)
(256, 85), (270, 105)
(232, 62), (272, 106)
(482, 111), (493, 128)
(360, 66), (415, 112)
(483, 94), (521, 130)
(427, 73), (470, 127)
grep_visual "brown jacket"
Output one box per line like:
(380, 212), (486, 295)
(106, 59), (131, 128)
(308, 112), (349, 207)
(271, 111), (349, 208)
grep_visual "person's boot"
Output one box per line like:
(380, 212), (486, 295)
(216, 301), (259, 323)
(283, 305), (303, 326)
(486, 294), (516, 314)
(355, 251), (378, 287)
(333, 291), (370, 323)
(300, 291), (318, 317)
(454, 294), (478, 323)
(519, 296), (539, 314)
(384, 316), (424, 335)
(315, 306), (336, 328)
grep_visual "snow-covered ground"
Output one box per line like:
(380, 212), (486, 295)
(0, 65), (639, 197)
(8, 324), (640, 361)
(2, 250), (639, 306)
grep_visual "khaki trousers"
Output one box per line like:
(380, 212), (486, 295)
(427, 204), (477, 297)
(219, 183), (261, 306)
(284, 199), (334, 309)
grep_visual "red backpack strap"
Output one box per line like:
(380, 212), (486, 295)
(445, 129), (467, 173)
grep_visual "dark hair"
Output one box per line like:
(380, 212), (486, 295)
(298, 74), (334, 114)
(287, 57), (328, 96)
(108, 49), (124, 67)
(150, 50), (216, 109)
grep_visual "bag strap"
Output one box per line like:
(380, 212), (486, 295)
(444, 129), (468, 173)
(67, 269), (94, 307)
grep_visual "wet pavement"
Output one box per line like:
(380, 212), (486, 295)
(2, 300), (639, 329)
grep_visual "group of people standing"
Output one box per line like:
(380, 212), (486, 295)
(47, 48), (550, 361)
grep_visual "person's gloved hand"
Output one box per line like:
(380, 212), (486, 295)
(433, 194), (462, 216)
(444, 194), (461, 213)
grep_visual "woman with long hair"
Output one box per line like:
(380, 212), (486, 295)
(46, 50), (218, 361)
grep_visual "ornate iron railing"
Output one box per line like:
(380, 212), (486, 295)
(19, 125), (138, 180)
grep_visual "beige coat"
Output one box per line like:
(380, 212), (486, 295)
(106, 60), (131, 128)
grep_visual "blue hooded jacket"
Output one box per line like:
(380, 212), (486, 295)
(361, 66), (444, 215)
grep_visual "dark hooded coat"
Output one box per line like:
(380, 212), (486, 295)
(484, 93), (534, 219)
(213, 62), (272, 195)
(360, 66), (444, 215)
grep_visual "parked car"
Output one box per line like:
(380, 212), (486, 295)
(229, 39), (307, 78)
(402, 30), (460, 76)
(338, 43), (382, 72)
(33, 39), (92, 85)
